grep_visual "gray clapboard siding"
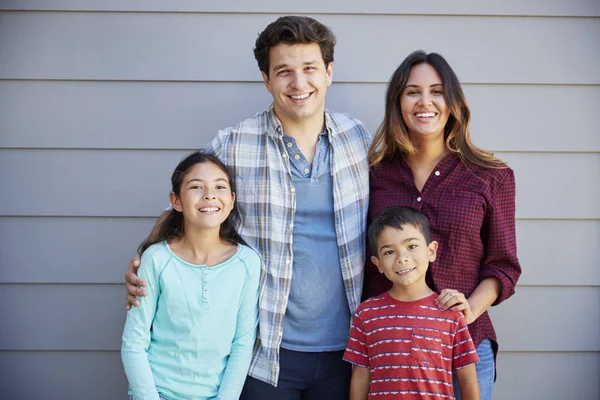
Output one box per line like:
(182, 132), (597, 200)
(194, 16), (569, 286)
(0, 351), (128, 400)
(1, 351), (597, 400)
(0, 285), (125, 351)
(2, 80), (600, 152)
(1, 150), (598, 219)
(494, 352), (600, 400)
(1, 0), (599, 17)
(1, 12), (599, 84)
(3, 284), (597, 352)
(2, 217), (599, 286)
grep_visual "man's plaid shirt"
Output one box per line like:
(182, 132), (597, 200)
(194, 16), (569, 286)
(209, 106), (371, 386)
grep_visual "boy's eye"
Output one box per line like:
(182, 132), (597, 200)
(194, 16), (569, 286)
(383, 250), (394, 256)
(408, 244), (418, 250)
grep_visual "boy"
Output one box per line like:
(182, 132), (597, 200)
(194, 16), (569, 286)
(344, 206), (480, 400)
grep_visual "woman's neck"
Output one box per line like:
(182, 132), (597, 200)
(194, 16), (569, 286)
(406, 136), (449, 167)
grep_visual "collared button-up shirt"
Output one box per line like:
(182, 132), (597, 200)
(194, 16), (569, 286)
(366, 153), (521, 354)
(209, 105), (371, 386)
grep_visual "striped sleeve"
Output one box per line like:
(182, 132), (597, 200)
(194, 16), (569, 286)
(343, 311), (369, 367)
(452, 313), (480, 370)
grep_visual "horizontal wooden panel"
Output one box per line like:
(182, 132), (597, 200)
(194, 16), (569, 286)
(0, 351), (127, 399)
(2, 284), (597, 351)
(1, 149), (598, 219)
(1, 13), (599, 84)
(1, 0), (599, 17)
(1, 80), (599, 152)
(0, 285), (126, 351)
(2, 217), (598, 286)
(495, 352), (600, 400)
(0, 351), (597, 400)
(516, 220), (600, 286)
(489, 286), (600, 351)
(0, 217), (155, 283)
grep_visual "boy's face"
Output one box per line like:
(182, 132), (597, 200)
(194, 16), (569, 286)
(371, 224), (438, 290)
(261, 43), (333, 128)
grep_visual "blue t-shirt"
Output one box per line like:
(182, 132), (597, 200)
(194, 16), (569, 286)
(280, 133), (351, 352)
(121, 242), (261, 400)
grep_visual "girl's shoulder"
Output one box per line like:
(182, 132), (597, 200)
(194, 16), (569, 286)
(234, 244), (262, 273)
(139, 242), (173, 271)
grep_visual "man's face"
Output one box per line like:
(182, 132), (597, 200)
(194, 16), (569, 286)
(262, 43), (333, 127)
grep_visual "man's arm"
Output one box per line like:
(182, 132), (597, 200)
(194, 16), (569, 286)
(125, 211), (170, 309)
(455, 364), (480, 400)
(349, 365), (370, 400)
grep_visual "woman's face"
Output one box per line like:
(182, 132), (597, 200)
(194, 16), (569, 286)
(400, 63), (450, 143)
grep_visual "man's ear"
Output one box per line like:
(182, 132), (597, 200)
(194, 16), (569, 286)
(170, 192), (182, 212)
(326, 62), (333, 87)
(371, 255), (383, 274)
(261, 71), (272, 93)
(428, 241), (439, 263)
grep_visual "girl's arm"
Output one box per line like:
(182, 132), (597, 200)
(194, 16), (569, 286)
(121, 251), (161, 400)
(456, 364), (480, 400)
(216, 251), (261, 400)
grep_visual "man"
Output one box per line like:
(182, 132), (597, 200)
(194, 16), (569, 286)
(125, 16), (371, 399)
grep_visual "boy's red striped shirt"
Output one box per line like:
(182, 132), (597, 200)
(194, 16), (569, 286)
(344, 292), (479, 399)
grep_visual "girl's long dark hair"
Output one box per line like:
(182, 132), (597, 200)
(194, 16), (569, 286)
(138, 151), (246, 255)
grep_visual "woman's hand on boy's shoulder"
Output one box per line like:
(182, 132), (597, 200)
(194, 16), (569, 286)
(435, 289), (475, 324)
(125, 254), (147, 310)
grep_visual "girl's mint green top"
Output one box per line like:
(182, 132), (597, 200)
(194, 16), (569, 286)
(121, 242), (261, 400)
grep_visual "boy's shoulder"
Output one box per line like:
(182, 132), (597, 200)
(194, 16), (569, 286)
(355, 293), (391, 314)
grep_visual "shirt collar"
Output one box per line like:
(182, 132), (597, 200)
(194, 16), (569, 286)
(266, 104), (338, 139)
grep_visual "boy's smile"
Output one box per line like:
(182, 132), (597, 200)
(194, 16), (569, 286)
(371, 224), (438, 294)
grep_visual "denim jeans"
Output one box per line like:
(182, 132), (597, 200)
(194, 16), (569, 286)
(239, 348), (351, 400)
(453, 339), (495, 400)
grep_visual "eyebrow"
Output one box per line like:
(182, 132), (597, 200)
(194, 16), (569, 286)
(404, 83), (443, 89)
(186, 178), (229, 184)
(272, 60), (319, 71)
(378, 237), (421, 251)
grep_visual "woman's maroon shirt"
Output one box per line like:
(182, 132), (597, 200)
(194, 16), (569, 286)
(365, 152), (521, 352)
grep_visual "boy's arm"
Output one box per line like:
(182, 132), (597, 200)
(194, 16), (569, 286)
(349, 365), (371, 400)
(455, 364), (480, 400)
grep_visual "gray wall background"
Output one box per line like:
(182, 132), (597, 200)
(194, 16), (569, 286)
(1, 1), (599, 399)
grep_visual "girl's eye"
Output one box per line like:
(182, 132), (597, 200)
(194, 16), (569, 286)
(216, 185), (227, 190)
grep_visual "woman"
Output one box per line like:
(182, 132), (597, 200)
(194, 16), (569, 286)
(364, 50), (521, 399)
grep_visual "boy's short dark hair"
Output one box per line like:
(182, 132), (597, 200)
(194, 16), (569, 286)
(253, 16), (336, 77)
(368, 206), (433, 256)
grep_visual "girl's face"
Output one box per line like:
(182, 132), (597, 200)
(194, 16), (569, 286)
(400, 63), (450, 143)
(171, 161), (235, 232)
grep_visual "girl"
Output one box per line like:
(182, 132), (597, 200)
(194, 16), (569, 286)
(365, 51), (521, 399)
(121, 151), (261, 400)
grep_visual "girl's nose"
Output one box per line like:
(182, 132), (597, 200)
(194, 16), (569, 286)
(203, 192), (216, 200)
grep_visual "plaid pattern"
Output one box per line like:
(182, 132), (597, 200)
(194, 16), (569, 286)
(365, 153), (521, 352)
(209, 105), (371, 386)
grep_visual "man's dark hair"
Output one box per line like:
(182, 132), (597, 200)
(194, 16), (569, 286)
(368, 206), (433, 256)
(254, 16), (336, 77)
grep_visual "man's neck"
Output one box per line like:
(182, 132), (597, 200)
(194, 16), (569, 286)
(276, 108), (326, 164)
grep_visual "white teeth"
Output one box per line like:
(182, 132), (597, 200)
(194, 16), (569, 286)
(397, 267), (415, 274)
(416, 112), (436, 118)
(200, 207), (219, 212)
(291, 93), (310, 100)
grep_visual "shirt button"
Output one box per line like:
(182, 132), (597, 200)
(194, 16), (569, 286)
(285, 259), (291, 264)
(204, 286), (207, 291)
(290, 187), (296, 193)
(417, 196), (422, 202)
(204, 278), (208, 282)
(282, 153), (287, 158)
(287, 142), (293, 148)
(304, 168), (310, 174)
(293, 154), (300, 160)
(435, 170), (440, 176)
